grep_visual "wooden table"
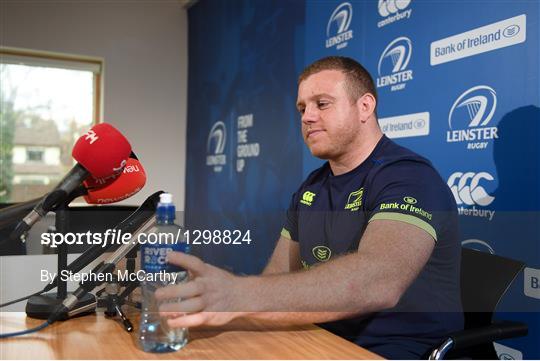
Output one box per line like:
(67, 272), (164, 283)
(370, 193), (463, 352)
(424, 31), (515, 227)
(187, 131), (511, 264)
(0, 312), (382, 359)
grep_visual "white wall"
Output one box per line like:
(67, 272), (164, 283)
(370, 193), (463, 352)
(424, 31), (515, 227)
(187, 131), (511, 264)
(1, 0), (188, 209)
(0, 1), (188, 305)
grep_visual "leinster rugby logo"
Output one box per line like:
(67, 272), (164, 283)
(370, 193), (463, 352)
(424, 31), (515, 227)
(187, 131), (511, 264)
(461, 239), (495, 254)
(344, 187), (364, 211)
(206, 121), (227, 172)
(447, 85), (498, 150)
(312, 246), (332, 262)
(326, 2), (354, 50)
(376, 36), (413, 92)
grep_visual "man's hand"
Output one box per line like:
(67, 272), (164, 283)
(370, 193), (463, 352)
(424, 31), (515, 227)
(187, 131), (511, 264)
(155, 252), (246, 328)
(154, 219), (435, 328)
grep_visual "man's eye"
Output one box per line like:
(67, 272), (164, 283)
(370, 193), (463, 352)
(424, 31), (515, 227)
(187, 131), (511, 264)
(298, 108), (305, 115)
(317, 101), (329, 109)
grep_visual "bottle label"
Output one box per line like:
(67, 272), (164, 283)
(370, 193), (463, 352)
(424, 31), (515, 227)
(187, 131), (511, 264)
(141, 242), (189, 273)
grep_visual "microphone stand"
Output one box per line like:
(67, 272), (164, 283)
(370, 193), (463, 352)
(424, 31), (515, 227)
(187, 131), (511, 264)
(25, 191), (162, 320)
(12, 191), (162, 334)
(41, 191), (162, 294)
(26, 198), (95, 319)
(27, 214), (143, 332)
(97, 262), (140, 332)
(95, 245), (141, 332)
(98, 217), (153, 332)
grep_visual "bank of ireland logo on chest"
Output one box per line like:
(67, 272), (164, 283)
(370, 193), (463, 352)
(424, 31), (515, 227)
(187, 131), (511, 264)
(376, 37), (413, 92)
(206, 121), (227, 172)
(447, 86), (498, 150)
(326, 2), (354, 50)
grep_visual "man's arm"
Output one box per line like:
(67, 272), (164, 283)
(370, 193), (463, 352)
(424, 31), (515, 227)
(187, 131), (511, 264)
(156, 219), (434, 328)
(262, 236), (301, 275)
(242, 218), (434, 323)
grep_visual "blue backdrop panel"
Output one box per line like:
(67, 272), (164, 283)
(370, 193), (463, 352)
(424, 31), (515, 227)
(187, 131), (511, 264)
(185, 0), (304, 274)
(187, 0), (539, 357)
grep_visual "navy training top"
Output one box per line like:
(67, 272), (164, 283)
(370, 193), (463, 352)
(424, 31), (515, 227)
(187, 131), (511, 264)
(282, 135), (464, 359)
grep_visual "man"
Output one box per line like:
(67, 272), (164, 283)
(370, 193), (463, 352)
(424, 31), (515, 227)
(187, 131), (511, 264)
(156, 56), (463, 359)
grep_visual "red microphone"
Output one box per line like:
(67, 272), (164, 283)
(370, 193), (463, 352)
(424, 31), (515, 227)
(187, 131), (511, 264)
(11, 123), (132, 240)
(72, 123), (131, 179)
(83, 158), (146, 204)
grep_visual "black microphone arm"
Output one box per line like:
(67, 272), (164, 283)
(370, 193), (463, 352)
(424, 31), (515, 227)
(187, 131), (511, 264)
(47, 213), (159, 324)
(0, 197), (41, 230)
(0, 186), (88, 246)
(9, 165), (89, 242)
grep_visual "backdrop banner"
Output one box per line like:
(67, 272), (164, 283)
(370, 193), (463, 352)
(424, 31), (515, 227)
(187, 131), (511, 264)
(187, 1), (539, 357)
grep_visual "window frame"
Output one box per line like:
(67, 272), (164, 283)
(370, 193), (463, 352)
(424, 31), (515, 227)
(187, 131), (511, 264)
(0, 46), (104, 124)
(0, 47), (104, 204)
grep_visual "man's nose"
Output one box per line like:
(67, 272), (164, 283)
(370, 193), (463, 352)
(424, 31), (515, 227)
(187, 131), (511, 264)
(302, 106), (318, 124)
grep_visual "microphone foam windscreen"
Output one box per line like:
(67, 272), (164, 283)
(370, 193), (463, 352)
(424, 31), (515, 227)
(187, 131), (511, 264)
(72, 123), (132, 178)
(84, 158), (146, 204)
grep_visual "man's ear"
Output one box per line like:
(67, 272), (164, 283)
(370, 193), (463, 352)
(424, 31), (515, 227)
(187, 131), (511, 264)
(357, 93), (377, 123)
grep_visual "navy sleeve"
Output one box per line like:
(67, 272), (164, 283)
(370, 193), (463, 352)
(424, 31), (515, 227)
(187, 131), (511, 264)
(366, 159), (456, 242)
(281, 190), (299, 242)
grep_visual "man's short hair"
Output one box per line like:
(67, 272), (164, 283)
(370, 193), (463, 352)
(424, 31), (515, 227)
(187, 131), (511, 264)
(298, 56), (378, 104)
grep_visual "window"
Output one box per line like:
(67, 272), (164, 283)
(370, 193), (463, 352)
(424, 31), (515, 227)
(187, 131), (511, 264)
(26, 148), (44, 162)
(0, 47), (102, 202)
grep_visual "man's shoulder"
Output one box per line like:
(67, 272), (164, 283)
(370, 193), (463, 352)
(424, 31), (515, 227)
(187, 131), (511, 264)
(377, 137), (432, 164)
(371, 138), (439, 179)
(367, 138), (456, 210)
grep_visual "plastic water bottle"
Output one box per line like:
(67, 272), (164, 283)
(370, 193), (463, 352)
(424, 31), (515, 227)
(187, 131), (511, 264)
(138, 193), (189, 352)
